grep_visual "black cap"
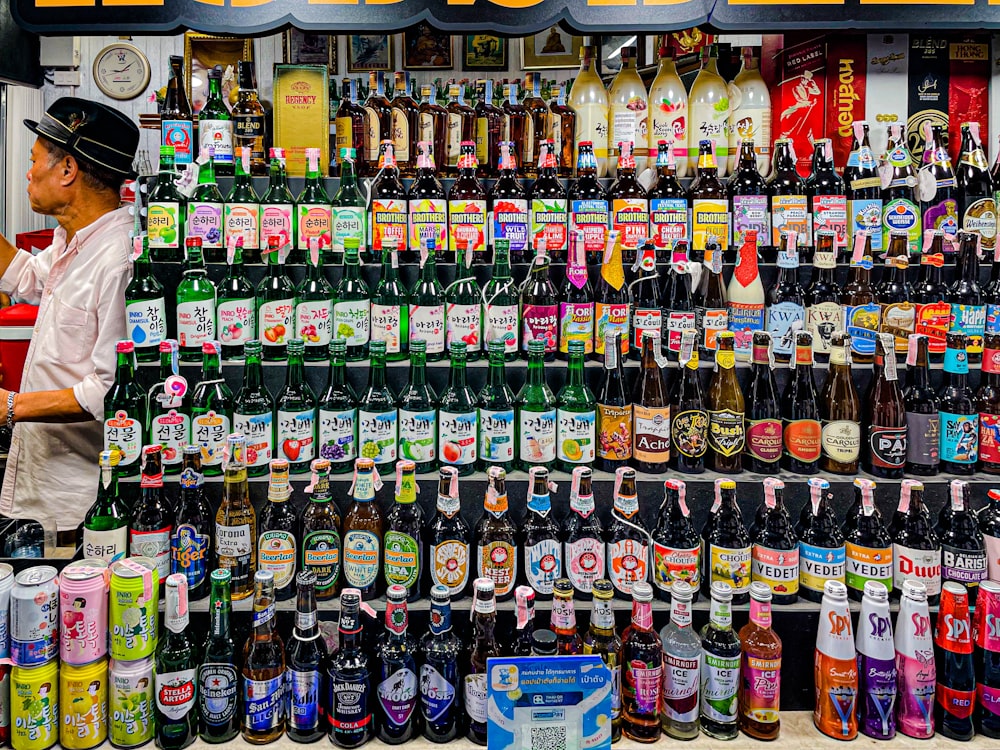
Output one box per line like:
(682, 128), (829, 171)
(24, 96), (139, 178)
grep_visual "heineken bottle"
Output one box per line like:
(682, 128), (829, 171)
(104, 340), (146, 478)
(198, 569), (240, 742)
(275, 338), (317, 473)
(333, 239), (372, 361)
(82, 449), (129, 564)
(516, 339), (557, 471)
(215, 237), (256, 361)
(187, 146), (225, 262)
(296, 234), (334, 363)
(478, 339), (516, 473)
(233, 339), (274, 477)
(176, 237), (217, 362)
(318, 339), (359, 474)
(371, 238), (409, 361)
(439, 341), (479, 476)
(125, 233), (167, 362)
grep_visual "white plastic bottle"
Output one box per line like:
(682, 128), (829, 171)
(894, 579), (936, 739)
(856, 580), (897, 739)
(727, 48), (772, 177)
(814, 580), (858, 740)
(648, 50), (689, 178)
(689, 45), (731, 178)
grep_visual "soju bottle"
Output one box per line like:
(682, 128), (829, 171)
(520, 238), (560, 361)
(199, 67), (233, 177)
(700, 580), (741, 739)
(300, 457), (342, 601)
(318, 339), (358, 474)
(83, 450), (129, 564)
(171, 447), (213, 601)
(358, 340), (398, 468)
(198, 569), (240, 743)
(191, 341), (235, 477)
(187, 147), (225, 262)
(420, 585), (462, 742)
(478, 339), (516, 473)
(146, 339), (189, 475)
(148, 145), (186, 262)
(125, 234), (168, 361)
(295, 236), (334, 362)
(176, 237), (217, 361)
(261, 147), (298, 262)
(216, 237), (256, 360)
(275, 338), (317, 473)
(439, 341), (478, 476)
(445, 240), (483, 360)
(371, 239), (409, 361)
(233, 340), (274, 477)
(104, 340), (146, 478)
(409, 242), (446, 361)
(516, 339), (557, 471)
(296, 147), (332, 253)
(257, 458), (298, 601)
(428, 467), (472, 599)
(332, 148), (367, 263)
(384, 459), (424, 600)
(333, 239), (371, 361)
(155, 575), (199, 749)
(557, 339), (597, 472)
(256, 236), (296, 361)
(397, 339), (438, 473)
(482, 239), (520, 361)
(224, 147), (261, 262)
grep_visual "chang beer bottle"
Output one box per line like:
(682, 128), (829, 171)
(275, 338), (317, 473)
(296, 147), (332, 252)
(199, 569), (240, 742)
(359, 340), (398, 468)
(234, 339), (274, 477)
(260, 147), (298, 262)
(191, 341), (235, 477)
(104, 340), (146, 478)
(332, 148), (367, 264)
(176, 237), (218, 362)
(256, 236), (296, 361)
(224, 147), (261, 261)
(125, 233), (168, 363)
(516, 339), (557, 471)
(83, 449), (129, 564)
(477, 339), (516, 473)
(318, 339), (358, 474)
(146, 339), (191, 474)
(296, 237), (334, 362)
(482, 239), (520, 360)
(187, 147), (225, 261)
(371, 238), (409, 361)
(216, 236), (256, 360)
(384, 460), (422, 600)
(438, 341), (478, 477)
(148, 145), (186, 262)
(397, 339), (438, 473)
(333, 239), (372, 361)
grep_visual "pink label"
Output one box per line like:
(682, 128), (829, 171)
(628, 664), (661, 715)
(261, 205), (293, 247)
(812, 195), (848, 249)
(979, 685), (1000, 718)
(566, 537), (605, 593)
(895, 653), (936, 738)
(60, 579), (108, 664)
(522, 304), (558, 352)
(566, 263), (589, 290)
(987, 534), (1000, 582)
(742, 654), (781, 722)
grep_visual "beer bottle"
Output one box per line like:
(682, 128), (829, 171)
(819, 332), (861, 474)
(551, 578), (583, 654)
(844, 478), (892, 601)
(938, 332), (979, 474)
(285, 571), (328, 742)
(765, 230), (806, 362)
(950, 230), (987, 362)
(845, 122), (883, 253)
(707, 331), (744, 472)
(805, 230), (841, 360)
(596, 332), (632, 472)
(622, 581), (661, 741)
(919, 124), (959, 234)
(670, 330), (708, 473)
(913, 231), (951, 359)
(750, 478), (799, 605)
(609, 140), (650, 264)
(408, 141), (448, 262)
(530, 140), (569, 261)
(408, 239), (446, 360)
(728, 231), (765, 362)
(797, 477), (845, 604)
(956, 122), (996, 251)
(383, 460), (423, 600)
(420, 585), (461, 742)
(126, 234), (168, 363)
(814, 581), (859, 740)
(562, 467), (605, 598)
(855, 581), (896, 740)
(974, 580), (1000, 737)
(342, 457), (383, 600)
(743, 331), (781, 473)
(358, 341), (398, 470)
(556, 339), (597, 471)
(738, 582), (782, 740)
(865, 333), (907, 477)
(651, 479), (700, 602)
(445, 242), (483, 362)
(842, 230), (880, 363)
(648, 140), (689, 263)
(476, 467), (517, 601)
(375, 585), (420, 743)
(631, 331), (670, 472)
(489, 142), (529, 263)
(242, 570), (286, 743)
(664, 243), (696, 360)
(255, 236), (296, 362)
(728, 140), (769, 250)
(132, 444), (174, 588)
(199, 569), (240, 742)
(428, 467), (470, 599)
(85, 450), (129, 565)
(904, 333), (941, 476)
(986, 243), (1000, 340)
(702, 479), (751, 604)
(233, 339), (274, 478)
(176, 238), (217, 362)
(688, 140), (729, 258)
(318, 339), (358, 474)
(880, 124), (920, 253)
(155, 575), (198, 749)
(606, 467), (650, 600)
(767, 138), (808, 255)
(520, 75), (547, 178)
(981, 489), (1000, 582)
(368, 142), (408, 264)
(148, 145), (186, 262)
(171, 446), (213, 600)
(482, 239), (520, 361)
(474, 80), (503, 179)
(938, 479), (987, 603)
(329, 589), (372, 748)
(583, 580), (623, 741)
(448, 142), (488, 263)
(299, 458), (340, 602)
(878, 231), (916, 353)
(630, 243), (662, 358)
(594, 231), (630, 361)
(699, 581), (740, 739)
(549, 82), (576, 179)
(781, 331), (822, 474)
(105, 340), (146, 478)
(516, 339), (557, 471)
(523, 467), (562, 599)
(217, 433), (256, 600)
(658, 579), (700, 739)
(511, 585), (536, 656)
(934, 582), (977, 741)
(467, 579), (501, 744)
(805, 138), (847, 256)
(693, 239), (728, 359)
(519, 238), (559, 361)
(569, 142), (611, 264)
(889, 479), (941, 604)
(438, 341), (478, 475)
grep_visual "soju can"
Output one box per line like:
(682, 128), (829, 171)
(109, 557), (159, 660)
(60, 658), (108, 749)
(10, 567), (59, 666)
(109, 657), (155, 748)
(0, 562), (15, 658)
(11, 661), (58, 750)
(59, 559), (109, 665)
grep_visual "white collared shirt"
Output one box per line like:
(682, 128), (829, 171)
(0, 206), (133, 530)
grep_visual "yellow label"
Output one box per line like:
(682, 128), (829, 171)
(60, 661), (108, 749)
(708, 543), (751, 594)
(716, 349), (735, 369)
(432, 540), (470, 591)
(692, 198), (729, 252)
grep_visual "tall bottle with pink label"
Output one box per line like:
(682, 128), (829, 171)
(894, 579), (936, 738)
(738, 582), (781, 740)
(856, 580), (897, 739)
(622, 581), (661, 742)
(814, 580), (858, 740)
(260, 148), (298, 262)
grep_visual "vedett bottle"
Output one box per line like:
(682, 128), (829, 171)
(973, 579), (1000, 737)
(797, 477), (845, 603)
(813, 580), (858, 740)
(856, 581), (897, 740)
(845, 477), (893, 601)
(895, 580), (936, 739)
(934, 582), (977, 741)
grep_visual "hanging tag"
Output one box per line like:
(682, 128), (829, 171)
(763, 477), (783, 509)
(120, 558), (154, 604)
(674, 480), (689, 517)
(951, 479), (967, 511)
(970, 122), (982, 148)
(916, 167), (937, 202)
(131, 236), (144, 262)
(569, 467), (583, 505)
(419, 239), (429, 268)
(898, 479), (914, 512)
(922, 229), (937, 254)
(879, 333), (898, 380)
(859, 480), (876, 516)
(310, 238), (320, 267)
(905, 334), (922, 367)
(851, 230), (868, 264)
(612, 467), (627, 500)
(710, 477), (724, 513)
(808, 477), (829, 515)
(226, 235), (239, 265)
(678, 329), (696, 367)
(176, 163), (199, 198)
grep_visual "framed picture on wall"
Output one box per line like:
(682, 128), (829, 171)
(284, 29), (337, 73)
(463, 35), (508, 71)
(599, 35), (646, 75)
(347, 35), (393, 72)
(183, 32), (253, 113)
(521, 27), (583, 70)
(403, 23), (453, 70)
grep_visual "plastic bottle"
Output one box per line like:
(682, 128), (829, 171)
(814, 580), (858, 740)
(856, 580), (897, 739)
(894, 579), (936, 739)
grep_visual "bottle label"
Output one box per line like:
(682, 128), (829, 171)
(895, 652), (935, 738)
(893, 544), (941, 595)
(199, 663), (238, 727)
(378, 667), (418, 728)
(906, 412), (940, 468)
(162, 120), (194, 163)
(728, 302), (765, 357)
(464, 674), (488, 725)
(594, 302), (630, 356)
(491, 198), (529, 256)
(84, 526), (127, 564)
(177, 299), (216, 349)
(449, 199), (488, 257)
(633, 404), (670, 463)
(869, 425), (907, 469)
(963, 197), (997, 250)
(409, 304), (446, 354)
(105, 410), (143, 467)
(845, 543), (893, 593)
(333, 206), (366, 255)
(691, 198), (728, 252)
(843, 302), (880, 356)
(937, 686), (976, 720)
(259, 529), (296, 590)
(806, 301), (841, 355)
(485, 302), (519, 355)
(652, 542), (699, 593)
(987, 534), (1000, 582)
(700, 652), (740, 722)
(260, 204), (293, 248)
(420, 664), (456, 723)
(445, 303), (482, 352)
(298, 205), (332, 249)
(217, 299), (254, 349)
(277, 409), (316, 465)
(666, 310), (697, 353)
(570, 199), (610, 257)
(559, 302), (595, 354)
(333, 300), (371, 347)
(950, 303), (986, 354)
(519, 409), (557, 464)
(608, 538), (649, 596)
(799, 542), (846, 593)
(371, 198), (408, 251)
(171, 523), (209, 588)
(941, 544), (987, 586)
(479, 408), (514, 463)
(319, 407), (357, 465)
(531, 198), (569, 252)
(259, 299), (294, 348)
(188, 202), (223, 248)
(821, 420), (861, 464)
(384, 530), (420, 589)
(199, 120), (233, 164)
(696, 307), (728, 352)
(981, 685), (1000, 718)
(296, 299), (333, 349)
(565, 537), (604, 593)
(881, 198), (920, 252)
(287, 669), (321, 731)
(812, 195), (848, 249)
(397, 408), (436, 464)
(747, 418), (783, 464)
(525, 538), (562, 595)
(557, 408), (596, 464)
(915, 301), (949, 355)
(216, 523), (251, 559)
(234, 412), (273, 468)
(742, 654), (781, 724)
(359, 409), (398, 464)
(330, 674), (372, 733)
(770, 195), (809, 248)
(881, 302), (915, 352)
(243, 674), (284, 732)
(784, 418), (822, 463)
(627, 661), (662, 716)
(752, 544), (800, 596)
(766, 301), (806, 357)
(649, 197), (688, 251)
(989, 305), (1000, 335)
(478, 541), (516, 597)
(672, 409), (709, 458)
(612, 198), (649, 250)
(663, 653), (699, 723)
(708, 544), (751, 594)
(522, 303), (558, 353)
(732, 194), (769, 245)
(224, 203), (260, 250)
(409, 198), (448, 252)
(432, 540), (470, 594)
(156, 667), (197, 720)
(193, 410), (231, 467)
(343, 529), (380, 588)
(708, 407), (745, 458)
(130, 526), (171, 581)
(849, 197), (884, 252)
(597, 403), (632, 462)
(126, 297), (167, 351)
(940, 411), (979, 464)
(370, 304), (403, 353)
(439, 410), (478, 466)
(631, 307), (662, 351)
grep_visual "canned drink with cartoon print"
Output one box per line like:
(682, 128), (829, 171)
(109, 657), (155, 748)
(11, 567), (59, 666)
(60, 658), (108, 750)
(110, 557), (159, 661)
(59, 560), (109, 665)
(11, 661), (59, 750)
(0, 562), (16, 659)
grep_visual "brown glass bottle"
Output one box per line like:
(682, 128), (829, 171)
(806, 230), (842, 361)
(819, 332), (862, 474)
(631, 331), (670, 473)
(418, 85), (448, 175)
(341, 457), (384, 600)
(242, 570), (286, 744)
(904, 333), (941, 476)
(610, 140), (651, 266)
(160, 55), (194, 166)
(781, 331), (821, 474)
(298, 458), (342, 602)
(621, 581), (662, 743)
(466, 579), (501, 745)
(521, 73), (548, 179)
(744, 331), (782, 474)
(334, 79), (366, 178)
(428, 467), (472, 599)
(551, 578), (584, 654)
(670, 330), (708, 473)
(548, 83), (577, 178)
(978, 332), (1000, 474)
(865, 333), (907, 479)
(648, 140), (688, 264)
(475, 467), (518, 602)
(363, 72), (393, 177)
(878, 230), (915, 355)
(488, 142), (529, 264)
(367, 141), (408, 264)
(766, 138), (808, 254)
(391, 72), (421, 178)
(448, 141), (489, 264)
(232, 61), (268, 176)
(474, 79), (503, 178)
(708, 331), (745, 473)
(445, 83), (476, 177)
(606, 467), (650, 600)
(501, 82), (529, 177)
(842, 231), (880, 364)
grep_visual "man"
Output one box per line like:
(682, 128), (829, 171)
(0, 97), (139, 535)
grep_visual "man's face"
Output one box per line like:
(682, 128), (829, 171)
(26, 139), (71, 215)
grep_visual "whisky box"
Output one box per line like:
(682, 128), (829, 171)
(948, 36), (989, 160)
(865, 34), (909, 157)
(908, 35), (949, 163)
(770, 34), (826, 177)
(273, 64), (330, 178)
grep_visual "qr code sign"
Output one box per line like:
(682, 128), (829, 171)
(530, 725), (567, 750)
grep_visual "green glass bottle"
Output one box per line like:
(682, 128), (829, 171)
(318, 339), (358, 474)
(125, 234), (167, 362)
(155, 574), (199, 749)
(224, 147), (261, 263)
(296, 147), (332, 253)
(333, 239), (372, 361)
(187, 147), (225, 262)
(234, 339), (274, 478)
(478, 339), (516, 473)
(216, 238), (256, 361)
(397, 339), (438, 473)
(147, 339), (191, 475)
(275, 338), (317, 474)
(516, 339), (557, 471)
(300, 457), (342, 601)
(191, 341), (235, 477)
(104, 340), (146, 478)
(198, 66), (234, 178)
(176, 237), (218, 362)
(482, 238), (520, 361)
(438, 341), (478, 477)
(260, 146), (299, 262)
(332, 148), (368, 264)
(358, 340), (399, 469)
(82, 449), (130, 564)
(445, 239), (484, 361)
(295, 236), (334, 363)
(148, 145), (186, 262)
(556, 339), (597, 472)
(384, 459), (423, 600)
(371, 239), (409, 361)
(256, 236), (296, 361)
(408, 241), (446, 361)
(198, 569), (240, 742)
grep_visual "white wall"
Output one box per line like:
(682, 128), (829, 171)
(4, 83), (44, 235)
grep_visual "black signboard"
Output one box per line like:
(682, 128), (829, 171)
(2, 0), (40, 86)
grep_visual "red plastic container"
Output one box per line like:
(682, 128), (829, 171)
(0, 303), (39, 392)
(14, 229), (54, 255)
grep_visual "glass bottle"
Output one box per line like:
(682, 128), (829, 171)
(482, 239), (520, 361)
(217, 434), (256, 600)
(426, 466), (471, 600)
(332, 241), (371, 361)
(699, 581), (740, 740)
(938, 332), (979, 475)
(466, 579), (500, 744)
(362, 71), (392, 177)
(199, 569), (240, 742)
(445, 240), (483, 359)
(805, 138), (847, 256)
(477, 339), (515, 473)
(659, 580), (700, 739)
(743, 331), (781, 473)
(702, 479), (751, 604)
(191, 340), (235, 477)
(934, 582), (976, 741)
(651, 478), (700, 602)
(767, 138), (810, 255)
(750, 478), (799, 605)
(241, 570), (286, 743)
(949, 230), (987, 362)
(664, 243), (696, 360)
(707, 331), (744, 472)
(548, 82), (576, 178)
(474, 79), (503, 179)
(516, 339), (557, 470)
(125, 233), (167, 362)
(689, 140), (729, 257)
(737, 582), (782, 740)
(448, 141), (488, 263)
(844, 477), (892, 601)
(260, 148), (298, 263)
(649, 140), (690, 263)
(881, 124), (920, 253)
(818, 332), (861, 475)
(358, 340), (398, 469)
(104, 339), (146, 478)
(299, 457), (341, 602)
(631, 330), (670, 472)
(670, 329), (707, 473)
(294, 147), (332, 256)
(438, 341), (478, 475)
(864, 332), (907, 477)
(568, 142), (611, 263)
(420, 585), (462, 742)
(171, 446), (213, 600)
(148, 145), (186, 262)
(489, 141), (530, 263)
(329, 589), (373, 748)
(84, 450), (129, 565)
(232, 61), (267, 176)
(256, 236), (296, 362)
(224, 147), (261, 261)
(233, 339), (274, 478)
(530, 140), (569, 261)
(375, 585), (420, 743)
(920, 123), (960, 236)
(368, 141), (408, 264)
(806, 230), (842, 359)
(609, 140), (650, 262)
(938, 479), (987, 602)
(765, 231), (806, 362)
(781, 331), (822, 474)
(274, 338), (317, 473)
(383, 460), (423, 600)
(216, 237), (256, 360)
(342, 457), (384, 600)
(175, 238), (217, 362)
(845, 121), (883, 253)
(520, 238), (559, 360)
(130, 444), (173, 588)
(596, 332), (632, 473)
(904, 333), (941, 476)
(475, 467), (517, 602)
(693, 241), (728, 359)
(396, 339), (438, 473)
(391, 72), (420, 178)
(583, 579), (623, 740)
(594, 230), (630, 360)
(155, 574), (198, 749)
(556, 339), (597, 472)
(408, 141), (448, 262)
(522, 467), (562, 599)
(501, 82), (529, 177)
(408, 242), (446, 361)
(418, 84), (448, 177)
(332, 148), (367, 263)
(187, 149), (225, 262)
(913, 232), (951, 360)
(956, 122), (996, 250)
(728, 141), (769, 260)
(797, 477), (845, 604)
(606, 467), (650, 600)
(161, 55), (194, 166)
(371, 240), (409, 361)
(890, 479), (941, 604)
(255, 458), (298, 603)
(622, 581), (662, 741)
(631, 243), (664, 360)
(444, 83), (476, 177)
(285, 571), (328, 743)
(295, 235), (334, 364)
(199, 65), (233, 177)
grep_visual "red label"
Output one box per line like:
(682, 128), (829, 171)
(948, 36), (989, 167)
(869, 426), (907, 468)
(748, 419), (783, 463)
(159, 680), (195, 706)
(773, 35), (827, 177)
(915, 302), (950, 355)
(937, 685), (976, 720)
(825, 35), (868, 173)
(980, 413), (1000, 466)
(784, 419), (821, 462)
(984, 348), (1000, 374)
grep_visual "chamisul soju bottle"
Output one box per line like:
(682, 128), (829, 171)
(296, 147), (332, 253)
(439, 341), (479, 476)
(371, 239), (409, 361)
(233, 339), (274, 478)
(295, 236), (334, 363)
(176, 237), (217, 362)
(445, 240), (483, 360)
(397, 339), (438, 472)
(384, 459), (424, 601)
(482, 239), (520, 361)
(478, 339), (516, 473)
(358, 340), (398, 469)
(275, 338), (317, 473)
(148, 145), (186, 262)
(334, 239), (372, 361)
(318, 339), (358, 474)
(216, 237), (256, 361)
(516, 339), (557, 471)
(104, 340), (146, 478)
(191, 341), (235, 477)
(256, 236), (296, 361)
(187, 146), (225, 262)
(83, 450), (129, 564)
(125, 233), (168, 362)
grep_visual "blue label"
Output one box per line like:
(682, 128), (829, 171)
(766, 301), (805, 356)
(358, 409), (398, 465)
(162, 120), (194, 164)
(527, 492), (552, 515)
(988, 304), (1000, 335)
(950, 303), (986, 344)
(171, 523), (209, 588)
(287, 669), (321, 731)
(243, 673), (284, 732)
(940, 411), (979, 464)
(944, 346), (970, 374)
(420, 662), (458, 723)
(882, 198), (920, 250)
(525, 538), (562, 595)
(845, 303), (881, 356)
(799, 541), (846, 592)
(848, 198), (884, 252)
(429, 603), (452, 636)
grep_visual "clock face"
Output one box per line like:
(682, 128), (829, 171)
(93, 44), (151, 101)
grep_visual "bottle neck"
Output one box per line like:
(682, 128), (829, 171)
(242, 353), (263, 390)
(448, 355), (467, 389)
(209, 585), (231, 639)
(749, 597), (772, 629)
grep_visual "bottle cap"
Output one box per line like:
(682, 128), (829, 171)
(863, 580), (888, 602)
(297, 569), (317, 588)
(824, 580), (848, 600)
(710, 581), (733, 602)
(531, 629), (557, 655)
(631, 581), (653, 602)
(671, 580), (693, 601)
(749, 581), (771, 603)
(116, 340), (135, 354)
(901, 579), (927, 602)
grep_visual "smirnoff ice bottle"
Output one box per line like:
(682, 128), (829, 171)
(894, 579), (936, 738)
(856, 580), (897, 739)
(814, 580), (858, 740)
